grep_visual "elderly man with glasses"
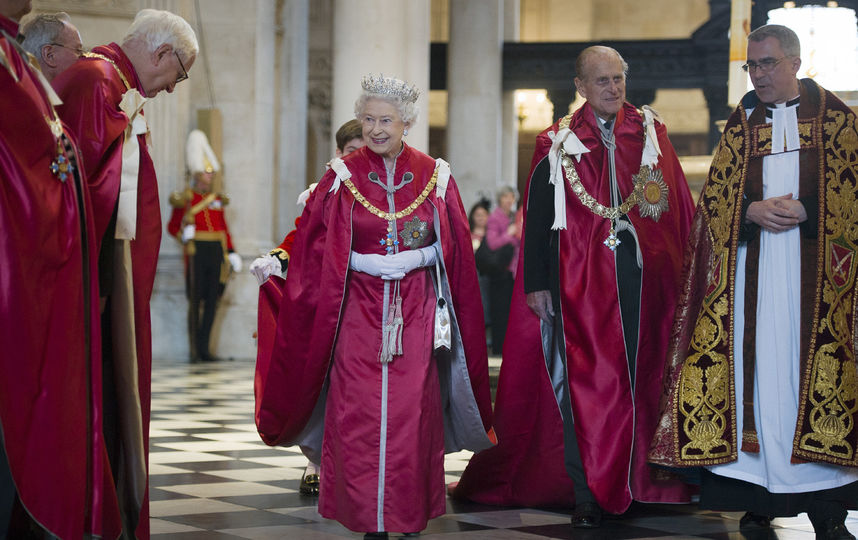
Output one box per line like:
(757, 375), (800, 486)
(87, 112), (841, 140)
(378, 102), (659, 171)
(20, 11), (83, 81)
(51, 8), (197, 539)
(650, 23), (858, 540)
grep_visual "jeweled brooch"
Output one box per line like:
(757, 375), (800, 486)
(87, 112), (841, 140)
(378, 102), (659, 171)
(399, 216), (429, 249)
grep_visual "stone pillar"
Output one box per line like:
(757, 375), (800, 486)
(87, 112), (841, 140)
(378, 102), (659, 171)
(275, 0), (309, 241)
(500, 0), (520, 195)
(331, 0), (431, 155)
(447, 0), (503, 209)
(209, 0), (279, 360)
(148, 0), (283, 360)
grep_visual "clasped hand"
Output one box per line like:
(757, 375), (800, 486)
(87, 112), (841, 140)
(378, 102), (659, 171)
(745, 193), (807, 233)
(350, 245), (437, 280)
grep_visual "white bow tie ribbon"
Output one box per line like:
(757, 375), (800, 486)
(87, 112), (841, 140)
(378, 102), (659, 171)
(115, 89), (149, 240)
(547, 128), (590, 230)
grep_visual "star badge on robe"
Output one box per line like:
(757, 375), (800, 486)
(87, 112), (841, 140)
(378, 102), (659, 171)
(399, 216), (429, 249)
(633, 165), (669, 222)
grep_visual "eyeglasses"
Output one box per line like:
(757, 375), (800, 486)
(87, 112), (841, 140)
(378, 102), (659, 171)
(49, 42), (86, 57)
(741, 57), (788, 73)
(174, 51), (188, 84)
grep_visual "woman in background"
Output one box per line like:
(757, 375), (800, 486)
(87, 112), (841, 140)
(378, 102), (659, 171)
(484, 186), (520, 354)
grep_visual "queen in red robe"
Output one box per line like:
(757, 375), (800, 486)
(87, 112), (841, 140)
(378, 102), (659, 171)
(255, 75), (494, 538)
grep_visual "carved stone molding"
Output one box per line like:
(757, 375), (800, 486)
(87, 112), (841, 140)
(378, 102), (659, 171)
(34, 0), (137, 17)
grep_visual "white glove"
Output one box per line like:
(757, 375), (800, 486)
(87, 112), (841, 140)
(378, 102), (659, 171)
(181, 224), (196, 243)
(349, 252), (399, 279)
(228, 252), (242, 273)
(350, 243), (438, 280)
(383, 243), (439, 278)
(249, 254), (281, 286)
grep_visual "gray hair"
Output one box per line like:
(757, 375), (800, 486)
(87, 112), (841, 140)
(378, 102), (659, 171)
(575, 45), (629, 80)
(354, 76), (421, 126)
(748, 24), (801, 58)
(496, 185), (517, 205)
(122, 8), (199, 63)
(20, 12), (72, 58)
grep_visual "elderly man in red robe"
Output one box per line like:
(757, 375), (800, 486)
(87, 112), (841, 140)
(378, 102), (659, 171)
(0, 0), (120, 538)
(52, 8), (197, 538)
(452, 45), (695, 528)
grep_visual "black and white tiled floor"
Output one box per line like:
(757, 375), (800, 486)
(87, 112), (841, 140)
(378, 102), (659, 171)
(150, 358), (857, 539)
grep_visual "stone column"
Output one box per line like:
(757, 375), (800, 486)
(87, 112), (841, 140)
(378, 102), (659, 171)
(331, 0), (431, 155)
(447, 0), (503, 209)
(275, 0), (309, 241)
(148, 0), (283, 360)
(501, 0), (520, 194)
(209, 0), (279, 360)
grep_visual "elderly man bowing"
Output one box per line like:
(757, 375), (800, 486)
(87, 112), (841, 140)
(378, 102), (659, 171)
(53, 8), (197, 539)
(20, 11), (83, 81)
(452, 45), (695, 528)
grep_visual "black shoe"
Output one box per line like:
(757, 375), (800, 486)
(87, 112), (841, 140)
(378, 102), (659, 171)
(363, 534), (388, 540)
(740, 512), (772, 529)
(571, 501), (602, 528)
(815, 518), (855, 540)
(299, 472), (319, 496)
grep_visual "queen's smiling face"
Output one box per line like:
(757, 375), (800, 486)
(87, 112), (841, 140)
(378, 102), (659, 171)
(359, 98), (409, 162)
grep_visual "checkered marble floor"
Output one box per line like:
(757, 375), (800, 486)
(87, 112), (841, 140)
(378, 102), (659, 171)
(150, 358), (857, 539)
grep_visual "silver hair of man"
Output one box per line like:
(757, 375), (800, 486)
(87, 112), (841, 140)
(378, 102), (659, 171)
(748, 24), (801, 58)
(122, 8), (199, 62)
(575, 45), (629, 81)
(20, 12), (72, 58)
(354, 75), (421, 125)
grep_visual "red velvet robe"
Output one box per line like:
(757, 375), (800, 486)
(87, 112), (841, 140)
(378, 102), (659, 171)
(53, 43), (160, 539)
(0, 15), (120, 539)
(454, 103), (695, 513)
(255, 144), (494, 533)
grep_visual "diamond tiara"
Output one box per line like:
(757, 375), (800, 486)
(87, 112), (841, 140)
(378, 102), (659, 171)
(361, 73), (420, 104)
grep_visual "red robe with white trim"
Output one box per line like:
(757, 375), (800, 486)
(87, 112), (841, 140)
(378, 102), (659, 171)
(454, 102), (695, 513)
(255, 144), (494, 533)
(54, 42), (160, 539)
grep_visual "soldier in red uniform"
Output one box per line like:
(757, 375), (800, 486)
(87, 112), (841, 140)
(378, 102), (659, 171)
(168, 129), (242, 363)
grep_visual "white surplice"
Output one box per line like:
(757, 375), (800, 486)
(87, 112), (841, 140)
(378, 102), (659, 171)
(708, 101), (858, 492)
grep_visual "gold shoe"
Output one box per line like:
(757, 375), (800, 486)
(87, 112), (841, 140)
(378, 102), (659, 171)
(300, 473), (320, 496)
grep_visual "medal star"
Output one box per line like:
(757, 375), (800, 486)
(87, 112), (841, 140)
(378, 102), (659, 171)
(50, 155), (72, 182)
(603, 230), (621, 251)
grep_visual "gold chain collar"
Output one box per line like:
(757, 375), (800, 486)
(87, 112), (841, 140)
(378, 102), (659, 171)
(343, 167), (438, 221)
(557, 114), (640, 221)
(83, 51), (132, 90)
